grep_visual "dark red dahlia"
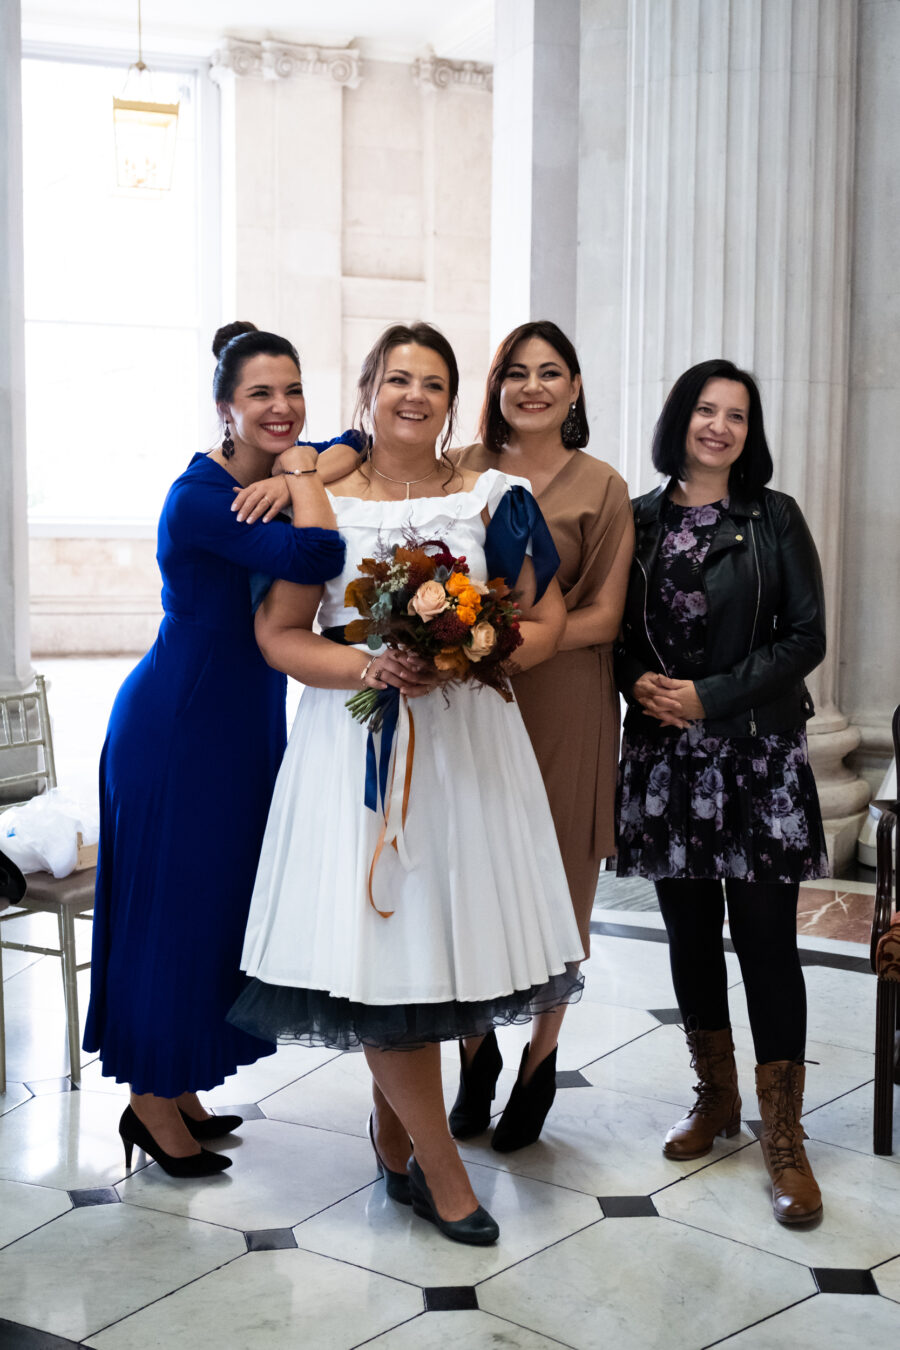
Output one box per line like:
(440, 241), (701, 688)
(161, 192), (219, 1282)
(428, 612), (470, 644)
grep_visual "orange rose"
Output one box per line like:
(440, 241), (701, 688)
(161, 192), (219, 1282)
(408, 579), (449, 621)
(466, 621), (497, 662)
(456, 605), (478, 627)
(434, 645), (469, 678)
(445, 572), (470, 597)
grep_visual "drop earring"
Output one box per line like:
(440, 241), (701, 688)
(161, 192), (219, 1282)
(560, 402), (581, 448)
(222, 423), (235, 459)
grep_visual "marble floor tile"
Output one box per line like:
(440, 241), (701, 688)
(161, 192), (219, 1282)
(655, 1136), (900, 1267)
(579, 934), (740, 1010)
(0, 1080), (32, 1116)
(717, 1291), (900, 1347)
(0, 1177), (71, 1246)
(876, 1251), (900, 1303)
(803, 1082), (899, 1162)
(1, 956), (92, 1082)
(458, 1080), (751, 1196)
(263, 1050), (374, 1137)
(796, 886), (875, 945)
(84, 1248), (422, 1350)
(478, 1216), (814, 1350)
(365, 1309), (571, 1349)
(727, 966), (877, 1056)
(0, 1202), (245, 1342)
(118, 1117), (376, 1231)
(0, 1086), (133, 1189)
(202, 1042), (344, 1110)
(295, 1160), (601, 1288)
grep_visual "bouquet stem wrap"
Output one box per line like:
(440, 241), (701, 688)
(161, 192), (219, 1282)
(367, 694), (416, 917)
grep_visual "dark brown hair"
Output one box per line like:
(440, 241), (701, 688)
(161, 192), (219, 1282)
(478, 320), (589, 454)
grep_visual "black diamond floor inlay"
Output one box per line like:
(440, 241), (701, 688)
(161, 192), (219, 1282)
(812, 1268), (879, 1295)
(647, 1007), (684, 1025)
(556, 1069), (591, 1088)
(424, 1286), (479, 1312)
(68, 1187), (120, 1208)
(245, 1227), (298, 1252)
(746, 1119), (764, 1140)
(0, 1320), (83, 1348)
(598, 1195), (659, 1218)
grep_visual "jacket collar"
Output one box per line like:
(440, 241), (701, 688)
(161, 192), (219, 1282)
(634, 479), (762, 523)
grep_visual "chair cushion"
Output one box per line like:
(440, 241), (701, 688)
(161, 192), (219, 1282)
(18, 868), (96, 912)
(876, 911), (900, 982)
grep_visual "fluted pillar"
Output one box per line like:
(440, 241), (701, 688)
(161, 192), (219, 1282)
(620, 0), (867, 868)
(0, 0), (31, 693)
(210, 40), (361, 433)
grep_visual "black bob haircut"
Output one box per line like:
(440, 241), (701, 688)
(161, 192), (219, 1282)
(651, 358), (774, 497)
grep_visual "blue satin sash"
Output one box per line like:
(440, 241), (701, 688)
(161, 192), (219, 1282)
(483, 486), (559, 601)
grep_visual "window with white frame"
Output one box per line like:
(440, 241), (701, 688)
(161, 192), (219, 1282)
(21, 54), (217, 532)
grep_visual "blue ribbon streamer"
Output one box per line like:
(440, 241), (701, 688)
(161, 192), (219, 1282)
(484, 486), (560, 600)
(363, 686), (400, 813)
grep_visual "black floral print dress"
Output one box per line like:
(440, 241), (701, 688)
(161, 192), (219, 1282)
(616, 499), (828, 883)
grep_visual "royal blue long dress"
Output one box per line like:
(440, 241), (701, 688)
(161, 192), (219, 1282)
(83, 453), (346, 1096)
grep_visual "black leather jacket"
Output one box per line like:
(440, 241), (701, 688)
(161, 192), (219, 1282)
(614, 482), (826, 738)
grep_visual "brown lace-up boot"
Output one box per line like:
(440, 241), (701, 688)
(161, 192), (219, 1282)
(755, 1060), (823, 1224)
(663, 1028), (741, 1159)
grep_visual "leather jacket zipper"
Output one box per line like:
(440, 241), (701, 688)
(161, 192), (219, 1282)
(637, 555), (670, 677)
(747, 518), (762, 736)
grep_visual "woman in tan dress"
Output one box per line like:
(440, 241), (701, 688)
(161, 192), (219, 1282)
(450, 320), (633, 1151)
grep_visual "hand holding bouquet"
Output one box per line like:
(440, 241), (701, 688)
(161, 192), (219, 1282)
(344, 533), (523, 729)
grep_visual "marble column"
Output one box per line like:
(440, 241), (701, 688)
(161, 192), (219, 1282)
(210, 40), (361, 435)
(0, 0), (31, 694)
(616, 0), (868, 868)
(490, 0), (581, 345)
(840, 0), (900, 787)
(413, 52), (493, 436)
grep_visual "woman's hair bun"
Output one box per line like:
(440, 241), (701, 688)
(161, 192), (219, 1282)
(212, 321), (259, 359)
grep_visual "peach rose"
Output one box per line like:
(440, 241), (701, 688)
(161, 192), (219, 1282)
(466, 621), (497, 662)
(408, 580), (449, 622)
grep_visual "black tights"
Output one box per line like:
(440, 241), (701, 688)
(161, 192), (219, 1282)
(654, 878), (806, 1064)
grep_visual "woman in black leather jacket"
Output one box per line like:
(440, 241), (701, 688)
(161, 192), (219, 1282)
(614, 359), (828, 1226)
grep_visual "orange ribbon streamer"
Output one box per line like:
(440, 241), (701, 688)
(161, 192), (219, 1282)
(367, 698), (416, 916)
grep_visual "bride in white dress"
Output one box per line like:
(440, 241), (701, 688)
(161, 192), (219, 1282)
(229, 323), (584, 1245)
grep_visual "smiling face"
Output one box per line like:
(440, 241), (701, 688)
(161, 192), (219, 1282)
(683, 378), (750, 479)
(372, 343), (451, 451)
(220, 353), (306, 455)
(498, 336), (581, 442)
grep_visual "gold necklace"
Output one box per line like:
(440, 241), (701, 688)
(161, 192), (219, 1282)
(370, 457), (439, 500)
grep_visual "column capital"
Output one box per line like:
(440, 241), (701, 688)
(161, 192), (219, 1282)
(411, 49), (492, 94)
(210, 38), (362, 88)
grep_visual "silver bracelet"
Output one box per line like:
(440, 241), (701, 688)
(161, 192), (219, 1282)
(360, 656), (377, 686)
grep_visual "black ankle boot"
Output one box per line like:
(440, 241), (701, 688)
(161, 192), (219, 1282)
(448, 1030), (503, 1139)
(491, 1045), (557, 1153)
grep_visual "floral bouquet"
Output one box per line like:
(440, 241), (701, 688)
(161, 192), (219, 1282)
(344, 533), (523, 730)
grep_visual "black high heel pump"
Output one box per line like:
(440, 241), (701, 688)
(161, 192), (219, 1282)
(407, 1157), (499, 1245)
(179, 1108), (243, 1141)
(367, 1113), (411, 1204)
(119, 1106), (232, 1178)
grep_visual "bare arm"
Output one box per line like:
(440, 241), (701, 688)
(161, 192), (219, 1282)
(254, 579), (436, 697)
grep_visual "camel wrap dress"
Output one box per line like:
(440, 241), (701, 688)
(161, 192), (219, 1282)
(454, 444), (632, 952)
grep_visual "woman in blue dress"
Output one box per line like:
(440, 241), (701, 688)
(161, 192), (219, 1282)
(83, 322), (354, 1177)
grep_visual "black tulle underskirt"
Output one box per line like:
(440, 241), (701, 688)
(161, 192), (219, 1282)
(226, 966), (584, 1051)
